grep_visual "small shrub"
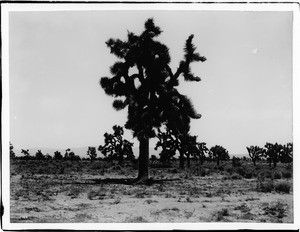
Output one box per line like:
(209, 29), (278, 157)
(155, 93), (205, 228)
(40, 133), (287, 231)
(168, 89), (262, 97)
(214, 208), (229, 221)
(273, 172), (282, 179)
(236, 167), (245, 177)
(263, 201), (287, 219)
(282, 172), (292, 179)
(67, 186), (82, 198)
(275, 182), (291, 194)
(230, 173), (242, 180)
(258, 180), (274, 193)
(244, 172), (253, 179)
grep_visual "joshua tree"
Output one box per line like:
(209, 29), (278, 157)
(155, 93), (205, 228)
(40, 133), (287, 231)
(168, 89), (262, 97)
(246, 145), (264, 166)
(54, 151), (63, 160)
(264, 142), (283, 168)
(209, 145), (229, 166)
(194, 142), (209, 165)
(21, 149), (30, 159)
(98, 125), (135, 165)
(100, 18), (205, 181)
(87, 146), (97, 162)
(10, 142), (15, 159)
(64, 148), (71, 159)
(35, 150), (45, 160)
(280, 142), (293, 163)
(155, 128), (177, 165)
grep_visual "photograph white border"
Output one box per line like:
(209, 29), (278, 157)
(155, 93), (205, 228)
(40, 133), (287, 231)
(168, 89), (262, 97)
(2, 1), (299, 230)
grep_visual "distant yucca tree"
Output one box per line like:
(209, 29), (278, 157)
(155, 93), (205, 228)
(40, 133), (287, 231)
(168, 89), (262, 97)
(54, 151), (63, 160)
(21, 149), (31, 160)
(98, 125), (135, 165)
(280, 142), (293, 163)
(35, 150), (45, 160)
(209, 145), (229, 166)
(264, 142), (283, 168)
(87, 147), (97, 162)
(10, 142), (15, 159)
(246, 145), (264, 166)
(194, 142), (209, 165)
(100, 18), (205, 181)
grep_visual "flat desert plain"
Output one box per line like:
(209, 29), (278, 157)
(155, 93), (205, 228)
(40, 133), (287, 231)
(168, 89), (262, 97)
(10, 159), (293, 223)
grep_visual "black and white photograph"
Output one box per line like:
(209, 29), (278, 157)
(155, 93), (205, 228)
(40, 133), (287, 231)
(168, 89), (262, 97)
(1, 2), (299, 230)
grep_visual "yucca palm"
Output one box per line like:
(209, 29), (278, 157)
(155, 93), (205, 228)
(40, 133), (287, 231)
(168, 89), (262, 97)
(100, 18), (206, 181)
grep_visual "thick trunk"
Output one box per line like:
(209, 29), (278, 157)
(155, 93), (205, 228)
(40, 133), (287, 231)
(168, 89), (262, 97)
(136, 137), (149, 181)
(179, 152), (185, 169)
(187, 154), (190, 168)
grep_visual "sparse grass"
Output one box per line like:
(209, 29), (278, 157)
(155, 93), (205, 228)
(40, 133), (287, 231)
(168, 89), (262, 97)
(145, 199), (158, 204)
(126, 216), (148, 223)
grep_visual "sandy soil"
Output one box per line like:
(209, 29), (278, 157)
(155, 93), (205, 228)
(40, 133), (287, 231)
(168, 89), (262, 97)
(10, 160), (293, 223)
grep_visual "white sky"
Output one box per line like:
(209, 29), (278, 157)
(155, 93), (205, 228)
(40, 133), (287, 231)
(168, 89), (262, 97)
(8, 8), (293, 154)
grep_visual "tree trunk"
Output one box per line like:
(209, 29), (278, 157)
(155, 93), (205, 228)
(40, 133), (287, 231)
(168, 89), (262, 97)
(179, 152), (185, 169)
(187, 154), (190, 168)
(136, 137), (149, 181)
(252, 159), (256, 166)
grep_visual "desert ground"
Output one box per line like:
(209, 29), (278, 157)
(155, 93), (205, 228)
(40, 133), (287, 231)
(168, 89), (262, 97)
(10, 159), (293, 223)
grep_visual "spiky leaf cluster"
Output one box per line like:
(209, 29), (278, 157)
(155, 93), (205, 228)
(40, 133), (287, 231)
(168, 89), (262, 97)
(100, 18), (205, 139)
(98, 125), (134, 162)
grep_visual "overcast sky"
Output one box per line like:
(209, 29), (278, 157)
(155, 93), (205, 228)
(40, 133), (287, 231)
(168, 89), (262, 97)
(8, 8), (293, 154)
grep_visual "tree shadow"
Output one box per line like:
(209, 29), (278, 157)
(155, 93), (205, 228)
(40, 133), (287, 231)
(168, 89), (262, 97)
(74, 177), (180, 186)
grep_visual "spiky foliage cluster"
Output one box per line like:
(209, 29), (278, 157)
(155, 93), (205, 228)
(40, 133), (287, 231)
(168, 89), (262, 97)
(194, 142), (209, 164)
(35, 150), (45, 160)
(98, 125), (135, 164)
(21, 149), (31, 159)
(54, 151), (63, 160)
(280, 143), (293, 163)
(246, 145), (265, 166)
(10, 142), (15, 159)
(155, 127), (206, 168)
(100, 18), (206, 140)
(155, 128), (177, 164)
(209, 145), (229, 166)
(64, 149), (81, 161)
(264, 142), (283, 168)
(87, 146), (97, 161)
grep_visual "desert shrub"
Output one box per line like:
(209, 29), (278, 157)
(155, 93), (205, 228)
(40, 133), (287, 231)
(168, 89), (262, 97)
(234, 203), (250, 213)
(275, 182), (291, 194)
(285, 163), (292, 170)
(265, 171), (273, 179)
(244, 172), (253, 179)
(213, 208), (229, 221)
(263, 201), (287, 219)
(218, 166), (224, 171)
(282, 172), (292, 179)
(226, 167), (233, 175)
(230, 173), (242, 180)
(258, 180), (274, 193)
(273, 171), (282, 179)
(126, 216), (148, 223)
(236, 167), (245, 177)
(67, 186), (82, 198)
